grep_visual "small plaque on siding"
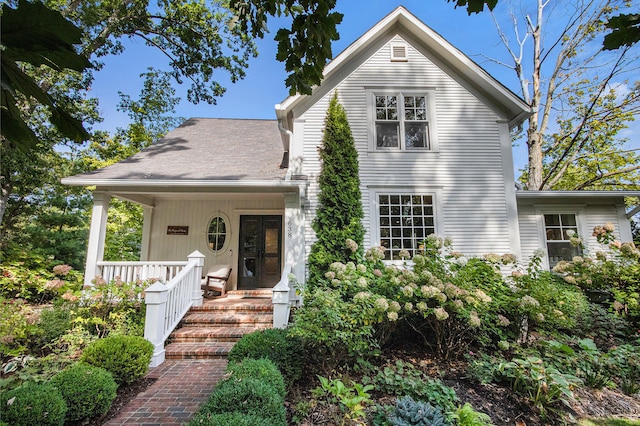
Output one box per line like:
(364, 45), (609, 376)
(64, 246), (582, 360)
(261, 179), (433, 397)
(167, 226), (189, 235)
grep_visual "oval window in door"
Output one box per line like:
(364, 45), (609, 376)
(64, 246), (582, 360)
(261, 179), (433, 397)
(207, 215), (228, 252)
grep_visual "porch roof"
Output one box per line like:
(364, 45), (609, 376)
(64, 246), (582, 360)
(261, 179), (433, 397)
(63, 118), (288, 186)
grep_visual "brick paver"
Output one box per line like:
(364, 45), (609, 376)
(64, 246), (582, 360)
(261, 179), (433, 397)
(104, 360), (228, 426)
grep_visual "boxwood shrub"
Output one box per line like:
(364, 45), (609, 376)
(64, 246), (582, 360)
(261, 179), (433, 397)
(199, 377), (286, 425)
(50, 363), (117, 422)
(0, 383), (67, 426)
(226, 358), (286, 398)
(81, 334), (153, 386)
(227, 328), (304, 385)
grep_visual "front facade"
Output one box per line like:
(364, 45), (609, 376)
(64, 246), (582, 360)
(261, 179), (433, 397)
(64, 7), (638, 289)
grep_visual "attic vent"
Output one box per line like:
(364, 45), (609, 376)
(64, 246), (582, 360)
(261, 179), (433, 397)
(390, 42), (408, 62)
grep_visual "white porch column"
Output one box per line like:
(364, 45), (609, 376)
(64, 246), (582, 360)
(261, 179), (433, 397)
(140, 206), (154, 261)
(84, 192), (110, 287)
(284, 190), (306, 299)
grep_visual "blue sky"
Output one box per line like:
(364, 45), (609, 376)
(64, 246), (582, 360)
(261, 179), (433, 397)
(88, 0), (638, 175)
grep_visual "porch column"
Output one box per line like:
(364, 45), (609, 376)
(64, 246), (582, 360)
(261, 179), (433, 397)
(284, 190), (306, 294)
(84, 192), (110, 287)
(140, 206), (154, 261)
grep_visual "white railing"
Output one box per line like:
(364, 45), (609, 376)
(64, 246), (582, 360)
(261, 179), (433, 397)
(97, 261), (188, 284)
(143, 251), (205, 367)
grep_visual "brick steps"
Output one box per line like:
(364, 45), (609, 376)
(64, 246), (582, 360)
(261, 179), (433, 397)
(165, 290), (274, 360)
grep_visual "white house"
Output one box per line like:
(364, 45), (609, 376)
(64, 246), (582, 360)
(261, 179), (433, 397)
(63, 6), (638, 292)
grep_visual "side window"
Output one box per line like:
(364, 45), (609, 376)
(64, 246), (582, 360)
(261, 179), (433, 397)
(544, 213), (581, 267)
(207, 215), (228, 252)
(373, 92), (431, 151)
(378, 194), (435, 260)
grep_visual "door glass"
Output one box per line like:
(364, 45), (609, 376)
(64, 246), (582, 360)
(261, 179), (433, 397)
(265, 227), (279, 254)
(242, 258), (256, 278)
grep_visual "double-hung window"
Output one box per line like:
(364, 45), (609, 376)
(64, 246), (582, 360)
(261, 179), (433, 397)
(544, 213), (581, 267)
(378, 194), (436, 260)
(374, 92), (431, 150)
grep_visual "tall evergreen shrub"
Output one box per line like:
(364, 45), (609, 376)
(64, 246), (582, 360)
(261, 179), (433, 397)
(307, 92), (365, 285)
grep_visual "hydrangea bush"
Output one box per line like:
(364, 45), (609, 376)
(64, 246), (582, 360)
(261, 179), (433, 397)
(552, 223), (640, 326)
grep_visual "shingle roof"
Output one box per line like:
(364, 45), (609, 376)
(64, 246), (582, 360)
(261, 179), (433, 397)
(69, 118), (287, 182)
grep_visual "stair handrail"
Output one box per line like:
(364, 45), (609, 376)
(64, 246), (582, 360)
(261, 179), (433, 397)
(272, 262), (293, 328)
(144, 251), (205, 367)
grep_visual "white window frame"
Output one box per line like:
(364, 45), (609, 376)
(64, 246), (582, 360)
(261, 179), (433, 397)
(367, 89), (438, 153)
(534, 205), (586, 270)
(369, 187), (443, 263)
(206, 213), (231, 253)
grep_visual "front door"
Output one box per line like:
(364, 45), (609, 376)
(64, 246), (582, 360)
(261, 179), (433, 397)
(238, 215), (282, 289)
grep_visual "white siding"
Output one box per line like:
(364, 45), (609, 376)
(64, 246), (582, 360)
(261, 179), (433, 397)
(148, 196), (284, 289)
(297, 34), (514, 258)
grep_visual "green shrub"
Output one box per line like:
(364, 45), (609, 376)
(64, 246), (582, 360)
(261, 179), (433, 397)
(389, 396), (451, 426)
(189, 411), (273, 425)
(227, 328), (304, 385)
(0, 383), (67, 426)
(226, 358), (286, 398)
(50, 363), (117, 422)
(608, 343), (640, 395)
(37, 306), (71, 346)
(200, 377), (286, 425)
(364, 360), (459, 413)
(450, 403), (493, 426)
(81, 335), (153, 386)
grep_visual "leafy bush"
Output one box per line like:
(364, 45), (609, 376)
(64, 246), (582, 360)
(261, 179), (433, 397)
(451, 402), (493, 426)
(50, 362), (117, 422)
(0, 354), (73, 393)
(363, 360), (459, 413)
(189, 411), (273, 425)
(0, 297), (40, 357)
(0, 252), (82, 303)
(608, 343), (640, 395)
(312, 376), (374, 423)
(0, 383), (67, 426)
(227, 328), (304, 385)
(226, 358), (286, 398)
(62, 276), (148, 338)
(496, 356), (582, 417)
(552, 224), (640, 326)
(36, 306), (72, 348)
(81, 334), (153, 386)
(389, 396), (451, 426)
(199, 377), (286, 425)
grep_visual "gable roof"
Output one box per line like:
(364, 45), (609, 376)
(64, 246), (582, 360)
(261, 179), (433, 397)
(276, 6), (531, 129)
(62, 118), (289, 187)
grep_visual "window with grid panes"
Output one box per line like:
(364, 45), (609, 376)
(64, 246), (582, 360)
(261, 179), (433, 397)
(378, 194), (435, 260)
(544, 213), (582, 267)
(375, 93), (430, 150)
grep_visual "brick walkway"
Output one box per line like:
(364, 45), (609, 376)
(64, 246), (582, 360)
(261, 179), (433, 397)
(104, 360), (228, 426)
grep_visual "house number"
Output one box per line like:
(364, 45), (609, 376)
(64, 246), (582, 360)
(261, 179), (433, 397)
(287, 220), (292, 238)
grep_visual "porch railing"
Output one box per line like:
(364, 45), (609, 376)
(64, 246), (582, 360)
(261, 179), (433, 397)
(143, 251), (205, 367)
(97, 261), (187, 284)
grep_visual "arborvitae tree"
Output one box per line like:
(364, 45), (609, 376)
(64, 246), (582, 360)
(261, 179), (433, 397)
(307, 93), (364, 285)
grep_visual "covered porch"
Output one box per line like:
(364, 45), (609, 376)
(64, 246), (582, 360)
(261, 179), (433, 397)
(61, 118), (308, 365)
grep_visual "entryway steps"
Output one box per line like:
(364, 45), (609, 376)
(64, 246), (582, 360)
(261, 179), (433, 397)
(164, 290), (273, 360)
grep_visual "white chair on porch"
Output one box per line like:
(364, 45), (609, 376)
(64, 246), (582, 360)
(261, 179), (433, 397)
(201, 265), (232, 298)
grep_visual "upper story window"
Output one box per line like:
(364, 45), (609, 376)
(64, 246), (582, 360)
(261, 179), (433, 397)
(369, 90), (436, 151)
(207, 215), (228, 252)
(544, 213), (581, 267)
